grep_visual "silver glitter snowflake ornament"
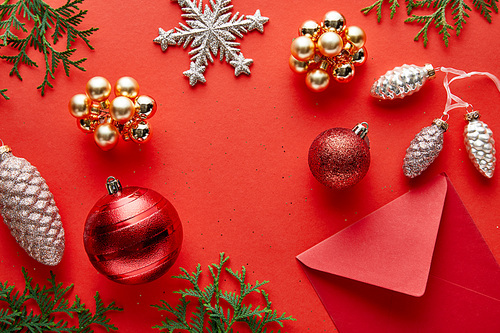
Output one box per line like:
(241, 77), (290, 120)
(154, 0), (269, 86)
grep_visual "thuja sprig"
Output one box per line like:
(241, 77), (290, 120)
(361, 0), (498, 46)
(0, 0), (98, 97)
(0, 267), (122, 332)
(0, 88), (8, 100)
(152, 253), (295, 333)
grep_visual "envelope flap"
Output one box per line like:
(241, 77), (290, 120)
(297, 175), (448, 297)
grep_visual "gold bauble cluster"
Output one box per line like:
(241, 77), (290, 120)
(289, 11), (367, 92)
(69, 76), (157, 151)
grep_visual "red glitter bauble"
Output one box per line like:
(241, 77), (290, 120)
(83, 178), (183, 284)
(308, 126), (370, 189)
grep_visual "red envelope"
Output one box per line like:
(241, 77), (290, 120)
(297, 174), (500, 332)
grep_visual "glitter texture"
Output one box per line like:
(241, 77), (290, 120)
(153, 0), (268, 86)
(84, 185), (183, 285)
(403, 122), (446, 178)
(464, 114), (496, 178)
(0, 148), (64, 266)
(308, 127), (370, 190)
(371, 64), (434, 100)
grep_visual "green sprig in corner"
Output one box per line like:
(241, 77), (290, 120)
(152, 253), (295, 333)
(0, 267), (122, 332)
(361, 0), (498, 47)
(0, 0), (98, 99)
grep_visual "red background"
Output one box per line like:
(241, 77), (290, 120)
(0, 1), (499, 332)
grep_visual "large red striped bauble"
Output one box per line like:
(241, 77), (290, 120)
(83, 181), (182, 284)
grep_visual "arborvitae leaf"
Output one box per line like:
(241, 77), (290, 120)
(152, 253), (295, 332)
(0, 0), (98, 97)
(0, 88), (9, 100)
(0, 268), (122, 332)
(362, 0), (497, 46)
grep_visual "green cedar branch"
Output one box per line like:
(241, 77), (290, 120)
(0, 88), (8, 100)
(0, 0), (98, 96)
(0, 267), (122, 332)
(361, 0), (498, 47)
(152, 252), (296, 333)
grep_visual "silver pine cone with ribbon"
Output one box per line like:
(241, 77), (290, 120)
(0, 145), (64, 265)
(371, 64), (436, 100)
(403, 119), (448, 178)
(464, 111), (496, 178)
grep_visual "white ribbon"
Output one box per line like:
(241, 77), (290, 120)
(438, 67), (500, 118)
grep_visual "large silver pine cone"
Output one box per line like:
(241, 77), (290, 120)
(464, 112), (496, 178)
(403, 119), (448, 178)
(371, 64), (435, 100)
(0, 146), (64, 265)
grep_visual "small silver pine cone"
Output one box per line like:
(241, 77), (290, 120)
(403, 119), (448, 178)
(464, 112), (496, 178)
(0, 146), (64, 265)
(371, 64), (435, 100)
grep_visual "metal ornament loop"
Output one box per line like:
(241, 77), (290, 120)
(106, 176), (122, 195)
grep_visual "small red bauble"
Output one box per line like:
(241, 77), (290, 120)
(83, 177), (183, 284)
(308, 122), (370, 189)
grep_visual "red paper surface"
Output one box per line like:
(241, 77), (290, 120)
(297, 174), (500, 332)
(0, 1), (499, 332)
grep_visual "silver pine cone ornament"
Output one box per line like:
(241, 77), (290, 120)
(371, 64), (436, 100)
(464, 111), (496, 178)
(0, 145), (64, 265)
(403, 119), (448, 178)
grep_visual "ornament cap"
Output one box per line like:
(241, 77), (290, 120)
(432, 118), (449, 132)
(319, 60), (329, 71)
(106, 176), (122, 195)
(0, 144), (12, 155)
(465, 110), (481, 122)
(425, 63), (436, 79)
(352, 122), (369, 139)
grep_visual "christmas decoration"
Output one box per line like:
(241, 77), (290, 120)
(0, 144), (65, 266)
(0, 88), (8, 100)
(403, 119), (448, 178)
(0, 268), (122, 332)
(83, 177), (183, 285)
(152, 252), (295, 332)
(464, 111), (496, 178)
(373, 64), (499, 178)
(69, 76), (157, 151)
(289, 11), (367, 92)
(370, 64), (436, 100)
(0, 0), (98, 97)
(153, 0), (268, 86)
(308, 123), (370, 189)
(361, 0), (498, 47)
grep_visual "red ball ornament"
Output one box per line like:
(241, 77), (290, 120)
(83, 177), (183, 284)
(308, 122), (370, 189)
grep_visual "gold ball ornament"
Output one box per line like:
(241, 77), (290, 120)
(130, 121), (152, 143)
(290, 36), (315, 61)
(345, 26), (366, 49)
(333, 63), (355, 83)
(115, 76), (140, 99)
(94, 122), (120, 151)
(352, 47), (367, 66)
(299, 20), (320, 37)
(323, 11), (346, 32)
(135, 95), (157, 119)
(69, 94), (91, 119)
(86, 76), (111, 102)
(306, 69), (330, 92)
(317, 31), (343, 57)
(289, 55), (309, 74)
(110, 96), (136, 124)
(77, 118), (96, 133)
